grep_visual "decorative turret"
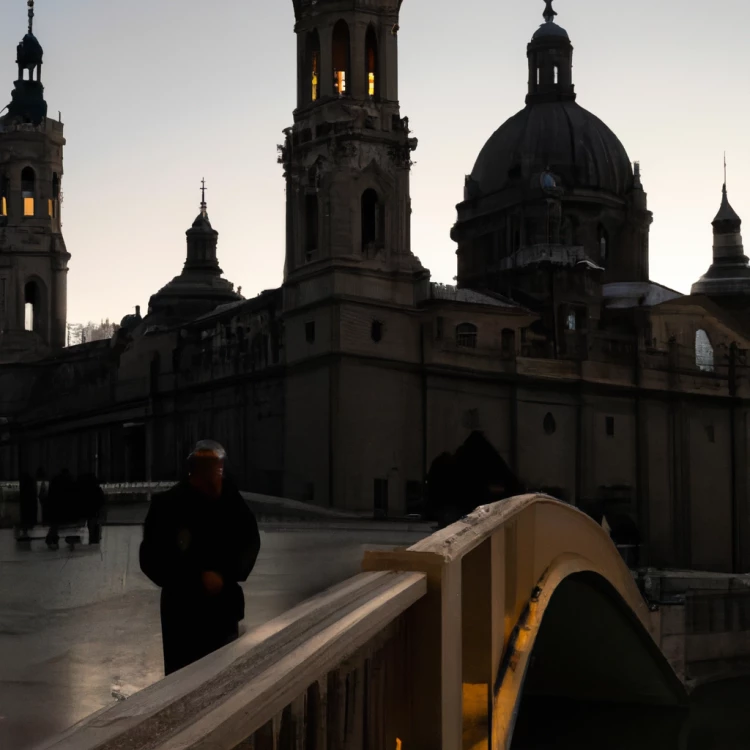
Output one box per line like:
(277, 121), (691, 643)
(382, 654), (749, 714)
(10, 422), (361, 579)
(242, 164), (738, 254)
(692, 169), (750, 298)
(526, 0), (575, 104)
(3, 1), (48, 126)
(143, 182), (243, 329)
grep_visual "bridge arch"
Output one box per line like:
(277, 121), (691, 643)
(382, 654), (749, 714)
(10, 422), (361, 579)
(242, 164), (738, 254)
(364, 493), (688, 748)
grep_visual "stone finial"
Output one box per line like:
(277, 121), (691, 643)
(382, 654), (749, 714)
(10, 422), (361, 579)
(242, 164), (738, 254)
(200, 178), (207, 218)
(28, 0), (34, 34)
(543, 0), (557, 23)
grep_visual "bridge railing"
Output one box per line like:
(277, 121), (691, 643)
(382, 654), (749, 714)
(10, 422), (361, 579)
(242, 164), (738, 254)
(37, 494), (684, 750)
(40, 571), (426, 750)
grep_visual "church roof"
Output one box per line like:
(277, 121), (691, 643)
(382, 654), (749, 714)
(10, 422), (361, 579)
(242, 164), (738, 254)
(470, 100), (633, 198)
(429, 284), (519, 308)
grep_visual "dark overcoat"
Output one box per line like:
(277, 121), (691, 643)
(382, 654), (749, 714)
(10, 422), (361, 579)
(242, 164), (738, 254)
(139, 480), (260, 675)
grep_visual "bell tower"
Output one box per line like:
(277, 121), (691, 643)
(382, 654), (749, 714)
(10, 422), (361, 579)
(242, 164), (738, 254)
(280, 0), (426, 309)
(0, 0), (69, 359)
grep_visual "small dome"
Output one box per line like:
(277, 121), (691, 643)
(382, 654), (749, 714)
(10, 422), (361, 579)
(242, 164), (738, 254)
(532, 21), (569, 40)
(17, 33), (43, 67)
(470, 101), (634, 197)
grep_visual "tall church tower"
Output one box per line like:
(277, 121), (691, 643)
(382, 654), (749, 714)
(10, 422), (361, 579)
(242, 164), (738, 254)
(0, 1), (69, 359)
(280, 0), (426, 309)
(280, 1), (428, 510)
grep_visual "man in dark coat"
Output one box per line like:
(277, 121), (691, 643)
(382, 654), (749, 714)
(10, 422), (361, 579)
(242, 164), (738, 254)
(139, 440), (261, 676)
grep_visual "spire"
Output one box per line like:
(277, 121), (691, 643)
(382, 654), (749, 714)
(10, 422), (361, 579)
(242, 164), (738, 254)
(2, 0), (47, 126)
(692, 171), (750, 297)
(543, 0), (557, 24)
(200, 178), (208, 219)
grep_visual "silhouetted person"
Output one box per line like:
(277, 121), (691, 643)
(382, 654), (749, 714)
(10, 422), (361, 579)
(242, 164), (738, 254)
(18, 472), (38, 537)
(140, 440), (261, 676)
(78, 474), (105, 544)
(46, 468), (75, 548)
(37, 469), (48, 524)
(427, 433), (525, 529)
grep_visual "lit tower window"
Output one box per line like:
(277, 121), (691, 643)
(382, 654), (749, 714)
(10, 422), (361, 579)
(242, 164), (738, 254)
(22, 167), (35, 217)
(365, 27), (378, 99)
(332, 21), (350, 96)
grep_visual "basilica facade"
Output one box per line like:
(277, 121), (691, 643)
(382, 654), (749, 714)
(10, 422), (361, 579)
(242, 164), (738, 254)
(2, 0), (750, 574)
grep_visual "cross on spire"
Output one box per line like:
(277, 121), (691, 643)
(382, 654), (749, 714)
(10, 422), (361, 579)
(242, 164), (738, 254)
(543, 0), (557, 23)
(724, 152), (727, 189)
(27, 0), (34, 34)
(200, 178), (207, 216)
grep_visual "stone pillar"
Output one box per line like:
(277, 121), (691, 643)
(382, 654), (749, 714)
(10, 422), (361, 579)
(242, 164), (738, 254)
(50, 257), (68, 349)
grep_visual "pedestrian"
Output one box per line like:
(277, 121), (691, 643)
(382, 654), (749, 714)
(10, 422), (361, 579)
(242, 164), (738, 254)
(79, 474), (105, 544)
(37, 469), (48, 524)
(18, 472), (37, 538)
(139, 440), (261, 676)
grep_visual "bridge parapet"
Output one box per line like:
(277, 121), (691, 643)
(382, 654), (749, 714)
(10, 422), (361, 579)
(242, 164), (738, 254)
(36, 494), (687, 750)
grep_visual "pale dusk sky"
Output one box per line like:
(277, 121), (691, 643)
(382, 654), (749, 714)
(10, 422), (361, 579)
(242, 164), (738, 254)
(0, 0), (747, 325)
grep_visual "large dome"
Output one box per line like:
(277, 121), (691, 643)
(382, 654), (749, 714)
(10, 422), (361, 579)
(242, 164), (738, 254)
(470, 101), (634, 197)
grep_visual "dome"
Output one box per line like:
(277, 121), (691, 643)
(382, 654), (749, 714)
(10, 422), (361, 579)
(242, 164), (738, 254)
(470, 101), (634, 197)
(17, 33), (43, 67)
(532, 21), (569, 40)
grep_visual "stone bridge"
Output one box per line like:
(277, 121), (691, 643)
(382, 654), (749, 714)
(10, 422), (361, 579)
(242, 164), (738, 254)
(36, 495), (695, 749)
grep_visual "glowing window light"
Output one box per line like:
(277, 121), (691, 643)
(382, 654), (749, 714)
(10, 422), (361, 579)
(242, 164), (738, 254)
(368, 72), (375, 97)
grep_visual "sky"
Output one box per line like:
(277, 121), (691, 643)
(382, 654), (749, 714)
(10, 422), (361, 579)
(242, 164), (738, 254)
(0, 0), (748, 325)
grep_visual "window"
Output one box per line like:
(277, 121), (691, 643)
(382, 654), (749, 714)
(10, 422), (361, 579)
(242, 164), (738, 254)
(332, 20), (350, 96)
(365, 26), (378, 99)
(51, 172), (59, 218)
(305, 194), (318, 256)
(605, 416), (615, 437)
(21, 167), (35, 217)
(371, 320), (383, 343)
(361, 188), (383, 250)
(566, 312), (576, 331)
(706, 425), (715, 444)
(436, 316), (444, 340)
(599, 225), (609, 264)
(554, 65), (559, 84)
(24, 281), (38, 333)
(0, 176), (7, 217)
(456, 323), (478, 349)
(374, 478), (388, 518)
(501, 328), (515, 357)
(305, 321), (315, 343)
(306, 31), (321, 102)
(543, 413), (556, 435)
(536, 67), (540, 86)
(695, 329), (714, 372)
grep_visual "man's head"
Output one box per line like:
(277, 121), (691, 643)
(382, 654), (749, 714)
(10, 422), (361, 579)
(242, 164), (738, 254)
(187, 440), (226, 499)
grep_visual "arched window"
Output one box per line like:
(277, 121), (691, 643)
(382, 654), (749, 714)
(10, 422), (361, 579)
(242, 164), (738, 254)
(543, 412), (556, 435)
(21, 167), (35, 217)
(598, 225), (609, 264)
(305, 30), (321, 102)
(304, 193), (318, 258)
(695, 329), (715, 372)
(24, 281), (38, 332)
(554, 65), (559, 84)
(0, 176), (7, 217)
(332, 21), (350, 96)
(365, 26), (378, 99)
(456, 323), (478, 349)
(50, 172), (60, 218)
(361, 188), (384, 250)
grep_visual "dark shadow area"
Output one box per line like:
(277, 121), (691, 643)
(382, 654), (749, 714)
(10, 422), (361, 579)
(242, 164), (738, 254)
(511, 573), (688, 749)
(425, 431), (525, 527)
(686, 676), (750, 749)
